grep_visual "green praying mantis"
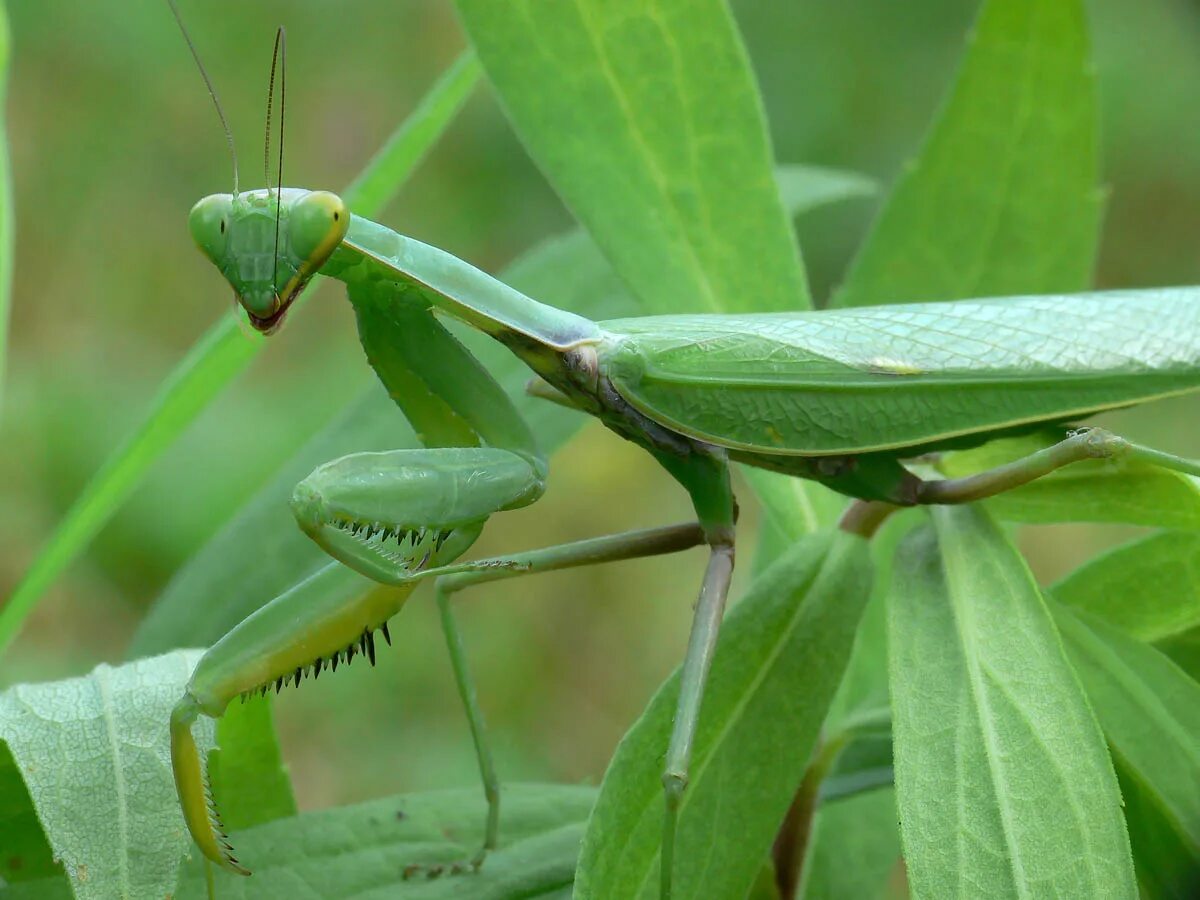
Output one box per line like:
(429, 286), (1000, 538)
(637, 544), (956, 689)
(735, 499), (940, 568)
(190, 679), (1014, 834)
(164, 14), (1200, 900)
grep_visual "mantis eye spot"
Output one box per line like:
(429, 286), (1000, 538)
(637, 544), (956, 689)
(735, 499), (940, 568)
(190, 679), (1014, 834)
(219, 220), (225, 234)
(333, 211), (340, 221)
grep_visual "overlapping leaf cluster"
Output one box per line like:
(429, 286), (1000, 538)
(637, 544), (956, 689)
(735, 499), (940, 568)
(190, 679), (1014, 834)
(2, 0), (1197, 897)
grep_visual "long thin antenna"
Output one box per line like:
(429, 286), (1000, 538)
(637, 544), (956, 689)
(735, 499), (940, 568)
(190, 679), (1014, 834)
(265, 27), (287, 298)
(167, 0), (239, 196)
(264, 27), (286, 195)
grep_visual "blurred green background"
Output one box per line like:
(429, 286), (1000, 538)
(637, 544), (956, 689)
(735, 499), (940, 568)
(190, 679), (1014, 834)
(2, 0), (1199, 814)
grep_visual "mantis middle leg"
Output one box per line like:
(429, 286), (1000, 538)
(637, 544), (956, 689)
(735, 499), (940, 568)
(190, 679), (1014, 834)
(404, 522), (707, 878)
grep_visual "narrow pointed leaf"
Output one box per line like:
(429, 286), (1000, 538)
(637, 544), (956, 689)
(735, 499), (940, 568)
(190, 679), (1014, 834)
(1051, 604), (1200, 889)
(1053, 531), (1200, 643)
(455, 0), (809, 314)
(888, 506), (1135, 898)
(174, 785), (595, 899)
(576, 532), (873, 899)
(0, 652), (211, 900)
(0, 52), (481, 660)
(834, 0), (1099, 307)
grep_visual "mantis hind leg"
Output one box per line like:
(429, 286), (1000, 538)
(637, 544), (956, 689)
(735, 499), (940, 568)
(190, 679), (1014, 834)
(916, 426), (1200, 504)
(400, 523), (707, 879)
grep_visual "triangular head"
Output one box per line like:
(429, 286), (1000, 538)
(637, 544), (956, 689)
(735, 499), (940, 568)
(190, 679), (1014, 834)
(189, 187), (348, 332)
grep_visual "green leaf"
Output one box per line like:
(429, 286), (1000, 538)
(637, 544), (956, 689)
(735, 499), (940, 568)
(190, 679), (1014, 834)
(576, 532), (873, 900)
(0, 741), (67, 892)
(0, 651), (211, 900)
(888, 506), (1135, 899)
(0, 1), (12, 408)
(797, 788), (902, 900)
(939, 434), (1200, 528)
(209, 694), (296, 832)
(455, 0), (809, 314)
(131, 164), (871, 655)
(174, 784), (595, 899)
(1053, 531), (1200, 642)
(1050, 604), (1200, 889)
(834, 0), (1100, 307)
(0, 52), (482, 660)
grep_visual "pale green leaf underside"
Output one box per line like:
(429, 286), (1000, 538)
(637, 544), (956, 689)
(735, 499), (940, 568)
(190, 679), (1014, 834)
(455, 0), (808, 315)
(174, 784), (595, 899)
(834, 0), (1099, 307)
(576, 533), (872, 899)
(888, 507), (1135, 899)
(0, 651), (211, 900)
(602, 289), (1200, 455)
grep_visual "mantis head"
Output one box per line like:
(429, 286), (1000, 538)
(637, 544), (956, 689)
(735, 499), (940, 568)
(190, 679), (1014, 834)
(189, 187), (349, 333)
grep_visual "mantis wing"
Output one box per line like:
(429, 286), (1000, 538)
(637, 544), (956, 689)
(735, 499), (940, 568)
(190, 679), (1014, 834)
(598, 288), (1200, 456)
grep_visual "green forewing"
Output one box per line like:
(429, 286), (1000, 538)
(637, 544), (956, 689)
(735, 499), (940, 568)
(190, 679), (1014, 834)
(600, 289), (1200, 455)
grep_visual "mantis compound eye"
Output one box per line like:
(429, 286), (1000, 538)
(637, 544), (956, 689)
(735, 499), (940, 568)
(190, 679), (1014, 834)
(188, 193), (233, 265)
(289, 190), (349, 269)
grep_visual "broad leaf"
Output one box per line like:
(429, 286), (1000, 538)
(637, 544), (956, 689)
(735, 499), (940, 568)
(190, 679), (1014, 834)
(834, 0), (1099, 307)
(576, 532), (873, 899)
(0, 652), (210, 900)
(1053, 531), (1200, 641)
(174, 784), (595, 899)
(888, 506), (1135, 898)
(455, 0), (809, 314)
(0, 53), (482, 660)
(1051, 604), (1200, 890)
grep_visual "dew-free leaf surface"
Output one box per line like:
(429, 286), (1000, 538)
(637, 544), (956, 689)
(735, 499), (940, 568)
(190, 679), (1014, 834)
(888, 506), (1135, 899)
(0, 651), (209, 900)
(174, 784), (596, 900)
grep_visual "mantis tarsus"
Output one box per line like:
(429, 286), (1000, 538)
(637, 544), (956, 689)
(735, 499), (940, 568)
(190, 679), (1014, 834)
(165, 15), (1200, 900)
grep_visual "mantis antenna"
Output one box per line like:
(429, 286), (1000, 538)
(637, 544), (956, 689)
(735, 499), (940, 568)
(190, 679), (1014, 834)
(264, 27), (287, 298)
(167, 0), (240, 197)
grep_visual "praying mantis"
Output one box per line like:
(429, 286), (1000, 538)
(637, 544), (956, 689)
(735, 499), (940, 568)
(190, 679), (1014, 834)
(170, 184), (1200, 893)
(162, 12), (1200, 900)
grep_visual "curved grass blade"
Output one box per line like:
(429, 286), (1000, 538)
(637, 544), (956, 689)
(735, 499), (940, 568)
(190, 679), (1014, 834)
(833, 0), (1099, 308)
(889, 506), (1135, 899)
(0, 52), (481, 660)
